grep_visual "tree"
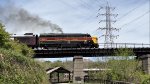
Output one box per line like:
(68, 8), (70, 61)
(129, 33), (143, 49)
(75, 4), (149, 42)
(107, 48), (150, 83)
(50, 60), (64, 67)
(87, 48), (150, 83)
(0, 23), (10, 47)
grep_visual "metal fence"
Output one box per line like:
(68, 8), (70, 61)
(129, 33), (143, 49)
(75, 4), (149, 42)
(98, 43), (150, 48)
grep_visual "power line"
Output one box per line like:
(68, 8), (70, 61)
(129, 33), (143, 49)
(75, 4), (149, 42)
(116, 1), (147, 22)
(69, 0), (106, 29)
(58, 1), (78, 10)
(95, 0), (106, 6)
(80, 0), (91, 9)
(120, 10), (150, 28)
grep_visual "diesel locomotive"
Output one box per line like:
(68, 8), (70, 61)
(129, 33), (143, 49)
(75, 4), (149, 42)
(12, 33), (99, 48)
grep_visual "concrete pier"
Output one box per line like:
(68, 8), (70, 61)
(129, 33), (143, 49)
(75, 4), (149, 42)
(73, 56), (84, 83)
(139, 54), (150, 74)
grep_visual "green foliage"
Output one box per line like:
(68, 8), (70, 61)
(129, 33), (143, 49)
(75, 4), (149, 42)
(5, 41), (34, 57)
(88, 48), (150, 83)
(0, 23), (10, 47)
(49, 60), (64, 68)
(107, 59), (141, 82)
(114, 48), (135, 56)
(0, 23), (49, 84)
(107, 49), (150, 83)
(142, 77), (150, 84)
(0, 48), (49, 84)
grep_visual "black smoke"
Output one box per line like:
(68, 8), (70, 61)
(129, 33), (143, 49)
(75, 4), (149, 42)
(0, 1), (63, 34)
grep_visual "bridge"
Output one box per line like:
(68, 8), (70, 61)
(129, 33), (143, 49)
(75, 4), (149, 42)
(34, 47), (150, 58)
(34, 43), (150, 58)
(33, 43), (150, 83)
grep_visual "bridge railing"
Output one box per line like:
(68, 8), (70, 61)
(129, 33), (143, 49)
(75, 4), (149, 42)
(98, 43), (150, 48)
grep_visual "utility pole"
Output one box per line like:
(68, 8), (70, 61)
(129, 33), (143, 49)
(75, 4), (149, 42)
(97, 2), (119, 48)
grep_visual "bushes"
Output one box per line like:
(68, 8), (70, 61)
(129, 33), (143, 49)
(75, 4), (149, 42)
(0, 23), (10, 47)
(106, 49), (150, 83)
(0, 23), (49, 84)
(0, 48), (49, 84)
(88, 48), (150, 83)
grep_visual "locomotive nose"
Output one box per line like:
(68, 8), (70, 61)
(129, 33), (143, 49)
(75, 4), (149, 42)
(92, 36), (98, 44)
(91, 36), (99, 48)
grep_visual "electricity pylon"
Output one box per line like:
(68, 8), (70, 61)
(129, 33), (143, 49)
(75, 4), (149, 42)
(97, 2), (119, 48)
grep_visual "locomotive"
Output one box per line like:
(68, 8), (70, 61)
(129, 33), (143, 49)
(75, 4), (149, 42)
(12, 33), (99, 48)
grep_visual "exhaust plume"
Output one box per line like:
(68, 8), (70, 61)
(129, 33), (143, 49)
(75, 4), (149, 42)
(0, 3), (63, 34)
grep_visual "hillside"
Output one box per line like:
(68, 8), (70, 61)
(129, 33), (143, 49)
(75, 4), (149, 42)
(0, 23), (49, 84)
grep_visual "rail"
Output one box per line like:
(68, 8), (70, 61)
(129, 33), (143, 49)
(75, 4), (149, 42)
(98, 43), (150, 48)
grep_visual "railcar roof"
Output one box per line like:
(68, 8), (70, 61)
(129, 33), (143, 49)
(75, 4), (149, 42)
(40, 33), (91, 37)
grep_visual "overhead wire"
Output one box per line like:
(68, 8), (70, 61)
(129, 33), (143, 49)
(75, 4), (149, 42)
(119, 10), (150, 28)
(66, 0), (106, 31)
(58, 0), (78, 10)
(80, 0), (92, 9)
(116, 1), (148, 22)
(93, 0), (148, 32)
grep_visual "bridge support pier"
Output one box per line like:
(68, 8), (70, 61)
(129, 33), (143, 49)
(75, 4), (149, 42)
(139, 54), (150, 74)
(73, 56), (84, 83)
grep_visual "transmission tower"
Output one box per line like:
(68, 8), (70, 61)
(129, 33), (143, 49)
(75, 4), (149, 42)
(97, 2), (119, 48)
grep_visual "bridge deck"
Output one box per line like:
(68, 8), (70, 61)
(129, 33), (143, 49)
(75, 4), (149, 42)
(34, 48), (150, 58)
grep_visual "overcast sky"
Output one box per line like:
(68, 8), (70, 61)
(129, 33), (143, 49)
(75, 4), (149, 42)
(0, 0), (149, 44)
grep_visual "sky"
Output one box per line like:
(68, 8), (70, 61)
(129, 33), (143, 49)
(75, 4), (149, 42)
(0, 0), (149, 61)
(0, 0), (149, 44)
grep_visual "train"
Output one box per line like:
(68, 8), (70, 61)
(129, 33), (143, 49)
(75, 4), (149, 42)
(12, 33), (99, 48)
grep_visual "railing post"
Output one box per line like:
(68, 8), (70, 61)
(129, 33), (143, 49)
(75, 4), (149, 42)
(125, 43), (126, 48)
(142, 43), (143, 47)
(111, 43), (112, 48)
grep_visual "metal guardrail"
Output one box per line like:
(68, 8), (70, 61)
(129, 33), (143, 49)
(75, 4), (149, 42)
(98, 43), (150, 48)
